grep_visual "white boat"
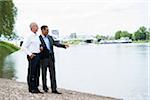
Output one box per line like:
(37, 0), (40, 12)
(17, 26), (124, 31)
(100, 37), (132, 44)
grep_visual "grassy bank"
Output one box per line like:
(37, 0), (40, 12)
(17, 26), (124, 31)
(132, 40), (150, 43)
(62, 39), (82, 45)
(0, 41), (20, 53)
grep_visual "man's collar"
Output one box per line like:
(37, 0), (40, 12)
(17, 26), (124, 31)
(41, 34), (48, 38)
(31, 31), (38, 36)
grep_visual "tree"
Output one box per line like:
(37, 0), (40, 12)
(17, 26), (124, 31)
(95, 34), (101, 39)
(0, 0), (17, 39)
(146, 28), (150, 40)
(134, 26), (147, 40)
(115, 31), (121, 39)
(95, 34), (109, 40)
(115, 30), (133, 40)
(121, 31), (132, 39)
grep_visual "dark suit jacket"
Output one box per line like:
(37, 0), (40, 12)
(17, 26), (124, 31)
(39, 35), (66, 62)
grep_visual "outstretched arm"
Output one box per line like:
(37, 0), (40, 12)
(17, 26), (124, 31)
(49, 35), (69, 49)
(54, 40), (69, 49)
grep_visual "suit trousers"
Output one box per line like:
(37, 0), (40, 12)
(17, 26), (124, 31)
(27, 54), (40, 91)
(40, 54), (57, 91)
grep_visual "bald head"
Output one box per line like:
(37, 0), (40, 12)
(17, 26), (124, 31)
(30, 22), (39, 33)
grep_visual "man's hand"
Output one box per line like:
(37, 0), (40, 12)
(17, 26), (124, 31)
(40, 44), (44, 52)
(40, 46), (43, 51)
(65, 45), (69, 48)
(30, 54), (36, 59)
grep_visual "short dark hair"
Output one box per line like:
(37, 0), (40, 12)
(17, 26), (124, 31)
(41, 25), (48, 30)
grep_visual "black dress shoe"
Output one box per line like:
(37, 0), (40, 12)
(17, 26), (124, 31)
(44, 89), (48, 93)
(30, 90), (39, 93)
(36, 89), (43, 94)
(43, 87), (49, 92)
(29, 89), (43, 94)
(52, 91), (62, 94)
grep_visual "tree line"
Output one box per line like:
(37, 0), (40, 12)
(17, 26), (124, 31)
(95, 26), (150, 41)
(114, 26), (150, 41)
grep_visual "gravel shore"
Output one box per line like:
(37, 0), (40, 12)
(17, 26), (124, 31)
(0, 78), (122, 100)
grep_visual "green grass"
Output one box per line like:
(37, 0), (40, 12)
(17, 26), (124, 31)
(0, 41), (20, 53)
(62, 39), (82, 45)
(133, 40), (150, 43)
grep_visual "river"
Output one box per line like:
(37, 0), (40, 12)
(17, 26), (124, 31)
(2, 43), (150, 100)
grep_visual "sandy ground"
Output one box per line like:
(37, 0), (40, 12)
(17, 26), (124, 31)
(0, 78), (122, 100)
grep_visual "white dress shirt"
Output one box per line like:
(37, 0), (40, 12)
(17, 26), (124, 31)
(21, 32), (41, 56)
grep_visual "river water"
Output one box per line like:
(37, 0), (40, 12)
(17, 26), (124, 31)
(3, 43), (150, 100)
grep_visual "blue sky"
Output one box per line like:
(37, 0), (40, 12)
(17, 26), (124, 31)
(14, 0), (149, 37)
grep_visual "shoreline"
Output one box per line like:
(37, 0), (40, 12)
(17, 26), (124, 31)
(0, 78), (122, 100)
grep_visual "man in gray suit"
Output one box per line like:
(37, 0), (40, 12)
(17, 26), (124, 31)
(39, 25), (69, 94)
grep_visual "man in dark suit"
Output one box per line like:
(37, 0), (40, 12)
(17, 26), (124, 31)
(39, 25), (69, 94)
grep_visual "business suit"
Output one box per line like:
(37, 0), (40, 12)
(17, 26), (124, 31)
(39, 34), (66, 92)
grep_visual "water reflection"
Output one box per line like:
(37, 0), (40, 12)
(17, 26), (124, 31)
(0, 46), (15, 79)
